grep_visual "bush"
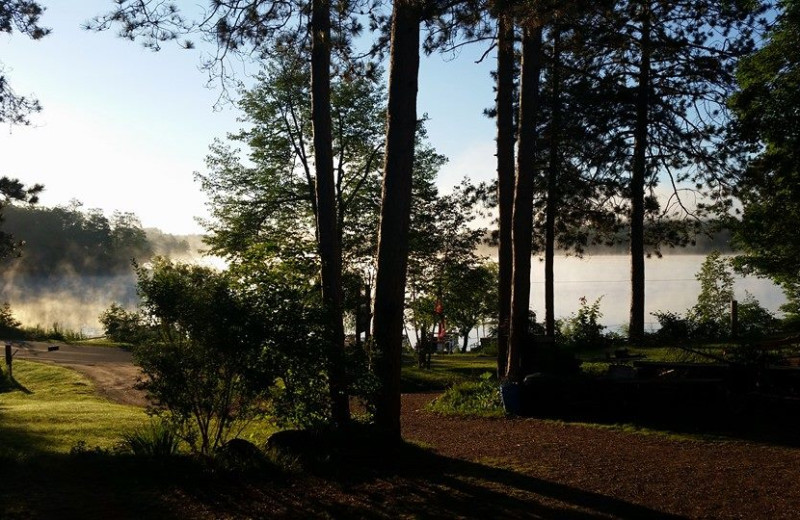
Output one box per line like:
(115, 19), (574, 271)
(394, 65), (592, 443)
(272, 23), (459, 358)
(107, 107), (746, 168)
(652, 310), (691, 341)
(121, 419), (181, 457)
(427, 372), (503, 416)
(99, 303), (147, 344)
(737, 292), (780, 339)
(134, 259), (276, 455)
(559, 296), (607, 349)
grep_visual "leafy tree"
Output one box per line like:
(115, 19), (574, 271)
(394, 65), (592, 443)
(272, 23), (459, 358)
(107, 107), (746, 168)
(134, 259), (277, 454)
(688, 251), (734, 337)
(91, 0), (381, 426)
(2, 203), (152, 276)
(1, 0), (49, 125)
(442, 261), (497, 353)
(99, 303), (147, 344)
(730, 0), (800, 311)
(198, 45), (385, 274)
(404, 180), (489, 351)
(0, 302), (23, 339)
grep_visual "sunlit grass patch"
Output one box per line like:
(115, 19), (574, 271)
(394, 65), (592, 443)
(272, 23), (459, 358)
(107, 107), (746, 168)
(427, 373), (504, 417)
(0, 361), (147, 456)
(401, 353), (496, 392)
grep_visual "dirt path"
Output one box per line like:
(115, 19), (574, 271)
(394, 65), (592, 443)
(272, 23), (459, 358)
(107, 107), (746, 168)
(11, 341), (148, 407)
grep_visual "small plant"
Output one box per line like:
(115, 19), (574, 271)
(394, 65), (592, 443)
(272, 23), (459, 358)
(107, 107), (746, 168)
(559, 296), (607, 350)
(652, 310), (691, 341)
(70, 440), (110, 457)
(121, 419), (181, 457)
(427, 372), (503, 416)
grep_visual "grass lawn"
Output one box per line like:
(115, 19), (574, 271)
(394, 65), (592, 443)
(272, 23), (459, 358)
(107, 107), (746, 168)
(400, 352), (497, 392)
(0, 361), (148, 457)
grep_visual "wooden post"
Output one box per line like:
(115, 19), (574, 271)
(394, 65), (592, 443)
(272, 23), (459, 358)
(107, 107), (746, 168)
(364, 283), (371, 342)
(731, 299), (739, 339)
(5, 343), (12, 380)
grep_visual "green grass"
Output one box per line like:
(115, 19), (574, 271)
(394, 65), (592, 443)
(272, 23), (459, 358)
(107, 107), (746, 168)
(401, 353), (497, 392)
(0, 361), (148, 457)
(426, 373), (505, 418)
(73, 337), (132, 348)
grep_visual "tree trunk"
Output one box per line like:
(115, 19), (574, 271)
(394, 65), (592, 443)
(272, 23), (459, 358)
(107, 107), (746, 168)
(544, 27), (561, 338)
(506, 25), (543, 382)
(372, 0), (421, 436)
(311, 0), (349, 425)
(461, 330), (470, 353)
(496, 14), (516, 378)
(629, 7), (651, 343)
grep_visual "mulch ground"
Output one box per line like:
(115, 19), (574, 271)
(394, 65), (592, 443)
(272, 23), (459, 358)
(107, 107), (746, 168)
(400, 393), (800, 520)
(4, 392), (800, 519)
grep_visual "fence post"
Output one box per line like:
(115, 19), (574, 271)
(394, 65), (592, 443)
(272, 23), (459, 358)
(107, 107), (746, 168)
(5, 343), (12, 379)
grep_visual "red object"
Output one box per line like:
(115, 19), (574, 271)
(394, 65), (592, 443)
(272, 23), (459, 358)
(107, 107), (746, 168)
(438, 319), (447, 340)
(434, 299), (443, 315)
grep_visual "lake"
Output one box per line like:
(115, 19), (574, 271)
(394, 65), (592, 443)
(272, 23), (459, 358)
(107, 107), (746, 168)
(531, 254), (785, 332)
(3, 254), (785, 341)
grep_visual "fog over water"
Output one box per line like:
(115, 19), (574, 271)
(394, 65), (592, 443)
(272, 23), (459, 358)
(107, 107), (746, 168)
(533, 254), (786, 332)
(1, 239), (219, 337)
(2, 253), (785, 341)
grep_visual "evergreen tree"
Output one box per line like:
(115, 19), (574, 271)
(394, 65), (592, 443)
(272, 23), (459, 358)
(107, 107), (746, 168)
(0, 0), (49, 125)
(583, 0), (761, 341)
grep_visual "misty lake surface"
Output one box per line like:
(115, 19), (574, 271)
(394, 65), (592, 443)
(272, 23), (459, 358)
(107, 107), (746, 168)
(531, 254), (785, 332)
(5, 254), (785, 340)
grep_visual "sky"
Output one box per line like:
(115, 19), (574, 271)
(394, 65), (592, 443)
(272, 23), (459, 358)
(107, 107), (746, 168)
(0, 1), (498, 235)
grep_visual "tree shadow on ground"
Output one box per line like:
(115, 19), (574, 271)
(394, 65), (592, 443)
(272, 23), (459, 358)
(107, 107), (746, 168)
(519, 386), (800, 448)
(0, 436), (686, 520)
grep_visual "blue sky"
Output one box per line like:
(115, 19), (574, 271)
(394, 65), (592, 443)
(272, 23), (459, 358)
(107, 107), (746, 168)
(0, 2), (497, 234)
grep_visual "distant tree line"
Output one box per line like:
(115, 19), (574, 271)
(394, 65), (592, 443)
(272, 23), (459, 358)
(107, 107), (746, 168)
(1, 202), (190, 278)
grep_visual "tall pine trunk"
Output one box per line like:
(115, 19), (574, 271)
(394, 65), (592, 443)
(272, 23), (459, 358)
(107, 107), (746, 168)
(629, 6), (651, 343)
(496, 14), (516, 378)
(544, 27), (561, 338)
(372, 0), (421, 436)
(506, 25), (542, 382)
(311, 0), (350, 425)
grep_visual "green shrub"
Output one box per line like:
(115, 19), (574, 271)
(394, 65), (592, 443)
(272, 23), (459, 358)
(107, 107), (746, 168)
(738, 292), (780, 339)
(134, 259), (276, 455)
(559, 296), (607, 349)
(99, 303), (147, 344)
(652, 310), (691, 341)
(428, 372), (502, 417)
(121, 419), (181, 457)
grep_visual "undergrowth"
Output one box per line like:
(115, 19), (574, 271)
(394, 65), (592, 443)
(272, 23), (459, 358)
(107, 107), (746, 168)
(427, 372), (503, 417)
